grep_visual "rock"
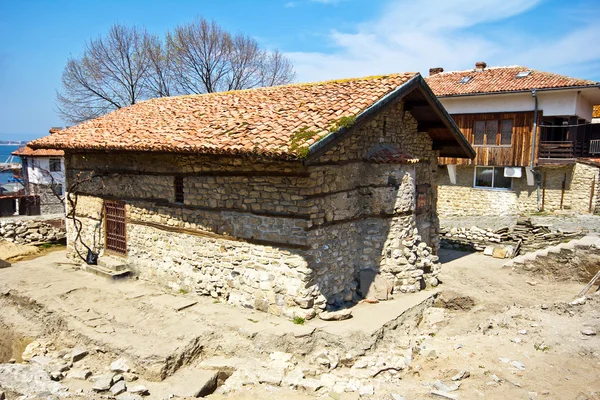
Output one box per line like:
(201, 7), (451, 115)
(129, 384), (149, 395)
(111, 358), (131, 373)
(22, 341), (46, 361)
(359, 270), (392, 301)
(110, 380), (127, 396)
(451, 370), (470, 381)
(483, 246), (494, 256)
(30, 355), (55, 366)
(581, 329), (597, 336)
(391, 394), (406, 400)
(7, 358), (15, 364)
(92, 373), (115, 392)
(67, 368), (92, 380)
(433, 380), (460, 392)
(492, 247), (508, 259)
(123, 372), (139, 382)
(319, 309), (352, 321)
(569, 297), (586, 306)
(0, 390), (5, 400)
(0, 364), (67, 396)
(50, 370), (63, 381)
(431, 390), (459, 400)
(510, 360), (526, 370)
(359, 384), (374, 396)
(518, 329), (527, 335)
(71, 347), (88, 362)
(0, 259), (11, 268)
(116, 394), (144, 400)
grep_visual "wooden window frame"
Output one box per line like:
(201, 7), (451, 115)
(174, 176), (184, 204)
(472, 119), (513, 148)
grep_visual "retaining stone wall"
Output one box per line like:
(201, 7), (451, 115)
(65, 99), (442, 317)
(0, 218), (66, 245)
(437, 163), (599, 217)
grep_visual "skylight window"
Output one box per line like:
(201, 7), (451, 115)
(459, 76), (473, 84)
(516, 70), (531, 78)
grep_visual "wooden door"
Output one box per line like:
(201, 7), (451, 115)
(104, 200), (127, 255)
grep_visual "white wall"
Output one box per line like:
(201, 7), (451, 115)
(440, 89), (597, 121)
(26, 156), (65, 189)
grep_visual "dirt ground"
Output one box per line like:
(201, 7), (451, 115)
(0, 247), (599, 400)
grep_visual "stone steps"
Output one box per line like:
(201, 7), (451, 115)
(82, 256), (131, 280)
(503, 235), (600, 269)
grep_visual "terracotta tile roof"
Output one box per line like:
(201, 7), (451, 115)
(30, 73), (418, 159)
(425, 66), (598, 97)
(366, 147), (419, 164)
(593, 105), (600, 119)
(12, 146), (64, 157)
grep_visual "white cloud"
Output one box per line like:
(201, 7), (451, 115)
(286, 0), (600, 82)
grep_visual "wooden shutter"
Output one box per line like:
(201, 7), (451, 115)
(500, 120), (513, 145)
(473, 121), (485, 145)
(485, 120), (498, 145)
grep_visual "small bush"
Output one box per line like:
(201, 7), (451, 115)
(293, 316), (305, 325)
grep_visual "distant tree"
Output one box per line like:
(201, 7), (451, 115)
(57, 19), (296, 124)
(168, 17), (296, 94)
(56, 24), (154, 124)
(145, 34), (177, 98)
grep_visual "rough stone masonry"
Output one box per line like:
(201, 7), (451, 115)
(65, 100), (442, 320)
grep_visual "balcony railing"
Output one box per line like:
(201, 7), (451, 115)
(539, 141), (574, 159)
(590, 140), (600, 155)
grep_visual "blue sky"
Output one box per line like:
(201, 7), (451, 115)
(0, 0), (599, 140)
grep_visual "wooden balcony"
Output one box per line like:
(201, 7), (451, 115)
(538, 141), (575, 164)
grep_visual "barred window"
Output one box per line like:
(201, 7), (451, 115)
(473, 119), (513, 146)
(501, 120), (513, 145)
(174, 176), (184, 203)
(473, 121), (485, 145)
(49, 158), (61, 172)
(485, 120), (498, 145)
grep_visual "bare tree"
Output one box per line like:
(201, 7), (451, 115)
(145, 34), (177, 97)
(57, 19), (296, 124)
(56, 24), (154, 124)
(260, 50), (296, 87)
(168, 17), (296, 94)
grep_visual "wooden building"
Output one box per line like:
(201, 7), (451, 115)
(425, 63), (600, 216)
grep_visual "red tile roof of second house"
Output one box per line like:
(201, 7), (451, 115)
(593, 105), (600, 118)
(12, 146), (64, 157)
(29, 73), (418, 159)
(425, 66), (599, 97)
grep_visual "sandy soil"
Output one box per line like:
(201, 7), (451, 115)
(0, 240), (40, 261)
(0, 248), (599, 400)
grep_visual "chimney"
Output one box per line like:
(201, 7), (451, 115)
(429, 67), (444, 76)
(475, 61), (487, 72)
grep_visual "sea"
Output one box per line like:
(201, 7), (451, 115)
(0, 145), (21, 185)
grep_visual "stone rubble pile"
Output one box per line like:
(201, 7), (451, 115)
(440, 218), (582, 258)
(0, 219), (66, 245)
(0, 341), (147, 400)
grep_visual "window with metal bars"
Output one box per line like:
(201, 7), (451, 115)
(174, 176), (184, 203)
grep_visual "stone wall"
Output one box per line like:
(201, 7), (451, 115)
(437, 162), (600, 217)
(65, 99), (442, 318)
(28, 184), (65, 215)
(0, 217), (66, 245)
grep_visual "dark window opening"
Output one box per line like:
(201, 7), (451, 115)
(174, 176), (184, 203)
(49, 158), (62, 172)
(474, 166), (512, 190)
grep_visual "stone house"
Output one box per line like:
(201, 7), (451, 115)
(30, 73), (474, 319)
(12, 143), (65, 215)
(425, 63), (600, 217)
